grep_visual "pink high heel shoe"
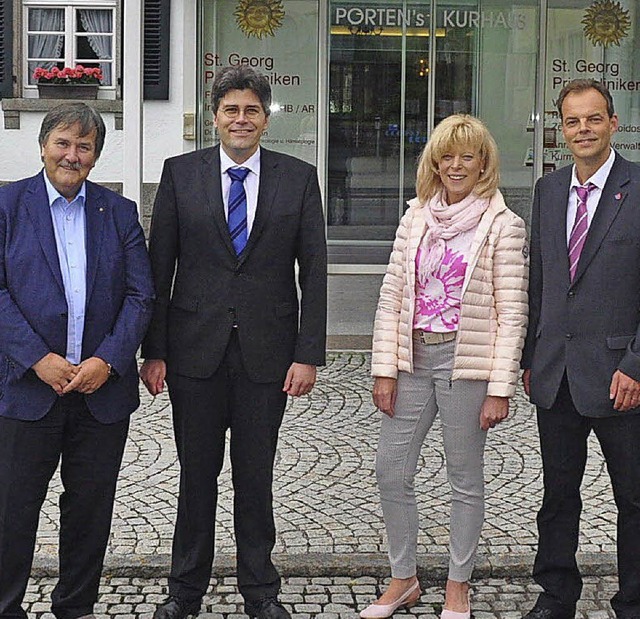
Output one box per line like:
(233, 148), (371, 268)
(440, 590), (471, 619)
(359, 580), (421, 619)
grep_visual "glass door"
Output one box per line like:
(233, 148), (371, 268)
(327, 0), (431, 246)
(326, 0), (430, 246)
(327, 0), (540, 259)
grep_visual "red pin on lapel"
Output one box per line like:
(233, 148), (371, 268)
(615, 193), (622, 200)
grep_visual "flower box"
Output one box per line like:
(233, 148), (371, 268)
(37, 83), (99, 100)
(33, 65), (103, 100)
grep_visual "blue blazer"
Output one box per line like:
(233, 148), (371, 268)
(0, 172), (155, 423)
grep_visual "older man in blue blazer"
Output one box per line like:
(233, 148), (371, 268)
(522, 80), (640, 619)
(0, 103), (154, 619)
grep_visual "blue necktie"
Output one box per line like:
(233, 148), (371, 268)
(227, 167), (250, 255)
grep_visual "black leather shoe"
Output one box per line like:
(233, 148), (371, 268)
(523, 606), (575, 619)
(153, 596), (201, 619)
(245, 597), (291, 619)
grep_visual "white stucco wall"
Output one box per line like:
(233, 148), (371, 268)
(143, 0), (198, 183)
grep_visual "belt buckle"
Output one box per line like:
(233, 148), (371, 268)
(414, 330), (455, 345)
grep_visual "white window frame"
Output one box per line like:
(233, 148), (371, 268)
(22, 0), (118, 97)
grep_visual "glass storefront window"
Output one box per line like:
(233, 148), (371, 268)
(544, 0), (639, 171)
(472, 1), (539, 223)
(194, 0), (639, 265)
(198, 0), (319, 165)
(327, 0), (539, 257)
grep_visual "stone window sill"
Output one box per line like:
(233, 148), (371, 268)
(2, 98), (123, 130)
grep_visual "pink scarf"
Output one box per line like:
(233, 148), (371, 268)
(418, 191), (490, 284)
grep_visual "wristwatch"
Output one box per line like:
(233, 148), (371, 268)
(105, 362), (117, 378)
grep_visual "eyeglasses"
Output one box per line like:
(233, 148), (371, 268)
(219, 105), (264, 120)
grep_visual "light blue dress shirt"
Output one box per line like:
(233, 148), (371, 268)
(44, 173), (87, 365)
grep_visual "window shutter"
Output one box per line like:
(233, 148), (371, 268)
(143, 0), (170, 100)
(0, 0), (14, 98)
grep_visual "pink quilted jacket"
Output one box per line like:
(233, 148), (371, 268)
(371, 190), (529, 398)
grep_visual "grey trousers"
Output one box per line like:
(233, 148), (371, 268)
(376, 338), (488, 581)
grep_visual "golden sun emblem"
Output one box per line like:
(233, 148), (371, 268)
(234, 0), (285, 39)
(582, 0), (631, 47)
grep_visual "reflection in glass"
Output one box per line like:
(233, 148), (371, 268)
(328, 1), (429, 241)
(325, 0), (539, 246)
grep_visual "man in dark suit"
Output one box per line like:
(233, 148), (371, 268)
(140, 66), (327, 619)
(522, 79), (640, 619)
(0, 102), (154, 619)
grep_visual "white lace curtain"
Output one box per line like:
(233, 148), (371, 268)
(79, 9), (113, 85)
(28, 8), (64, 77)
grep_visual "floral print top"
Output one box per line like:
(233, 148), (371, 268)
(413, 226), (476, 332)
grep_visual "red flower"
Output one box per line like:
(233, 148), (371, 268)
(33, 64), (103, 85)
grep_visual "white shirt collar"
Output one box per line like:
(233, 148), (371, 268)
(220, 147), (261, 177)
(570, 148), (616, 191)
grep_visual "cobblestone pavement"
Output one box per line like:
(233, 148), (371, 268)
(25, 575), (620, 619)
(34, 351), (616, 570)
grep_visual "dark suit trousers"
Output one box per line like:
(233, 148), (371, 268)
(166, 330), (288, 604)
(0, 394), (129, 619)
(533, 376), (640, 617)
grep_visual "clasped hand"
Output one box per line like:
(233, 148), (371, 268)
(33, 353), (110, 396)
(479, 395), (509, 430)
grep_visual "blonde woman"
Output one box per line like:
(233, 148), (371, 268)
(361, 115), (528, 619)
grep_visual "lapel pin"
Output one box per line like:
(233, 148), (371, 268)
(99, 207), (104, 212)
(615, 193), (622, 200)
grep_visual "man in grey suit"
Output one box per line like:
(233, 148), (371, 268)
(522, 79), (640, 619)
(140, 66), (327, 619)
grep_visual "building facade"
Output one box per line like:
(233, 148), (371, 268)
(1, 0), (639, 341)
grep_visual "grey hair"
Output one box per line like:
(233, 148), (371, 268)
(38, 102), (106, 157)
(211, 66), (272, 117)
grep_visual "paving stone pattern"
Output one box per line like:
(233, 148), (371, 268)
(24, 575), (619, 619)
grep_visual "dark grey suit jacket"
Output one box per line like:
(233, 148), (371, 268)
(142, 145), (327, 383)
(522, 153), (640, 417)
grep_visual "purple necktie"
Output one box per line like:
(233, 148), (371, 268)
(568, 183), (595, 282)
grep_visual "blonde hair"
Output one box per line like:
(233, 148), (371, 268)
(415, 114), (500, 202)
